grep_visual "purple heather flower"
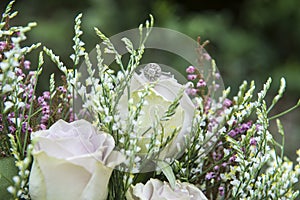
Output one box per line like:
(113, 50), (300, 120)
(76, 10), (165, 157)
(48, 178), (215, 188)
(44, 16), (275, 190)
(187, 74), (197, 81)
(250, 137), (257, 146)
(218, 141), (223, 146)
(43, 91), (51, 100)
(221, 162), (227, 167)
(240, 121), (252, 132)
(25, 103), (31, 109)
(228, 130), (237, 137)
(229, 155), (237, 163)
(22, 122), (32, 133)
(241, 147), (246, 153)
(38, 96), (44, 104)
(223, 98), (232, 107)
(16, 68), (23, 76)
(28, 127), (33, 133)
(8, 112), (15, 118)
(214, 165), (219, 171)
(196, 79), (206, 87)
(203, 53), (211, 61)
(9, 126), (16, 133)
(58, 86), (67, 93)
(22, 122), (27, 133)
(29, 71), (35, 76)
(0, 124), (3, 131)
(212, 152), (223, 161)
(29, 88), (34, 96)
(7, 113), (15, 124)
(205, 172), (215, 180)
(0, 41), (7, 51)
(186, 66), (196, 74)
(42, 106), (50, 115)
(215, 73), (220, 79)
(24, 60), (31, 70)
(41, 114), (50, 124)
(41, 101), (48, 107)
(219, 186), (225, 196)
(186, 88), (198, 96)
(204, 97), (212, 112)
(256, 124), (263, 131)
(40, 124), (47, 130)
(229, 121), (252, 137)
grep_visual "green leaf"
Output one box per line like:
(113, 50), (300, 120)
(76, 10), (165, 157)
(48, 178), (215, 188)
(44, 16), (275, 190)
(0, 157), (18, 199)
(157, 160), (176, 189)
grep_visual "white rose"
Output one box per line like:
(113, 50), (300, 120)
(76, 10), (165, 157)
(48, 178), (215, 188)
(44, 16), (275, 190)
(29, 119), (124, 200)
(126, 178), (208, 200)
(118, 72), (195, 159)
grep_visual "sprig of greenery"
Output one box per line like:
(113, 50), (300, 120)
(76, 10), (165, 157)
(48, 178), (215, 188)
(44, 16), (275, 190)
(7, 134), (34, 199)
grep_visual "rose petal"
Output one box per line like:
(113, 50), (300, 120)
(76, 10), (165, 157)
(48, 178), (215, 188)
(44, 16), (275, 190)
(128, 179), (208, 200)
(80, 161), (114, 200)
(29, 151), (91, 200)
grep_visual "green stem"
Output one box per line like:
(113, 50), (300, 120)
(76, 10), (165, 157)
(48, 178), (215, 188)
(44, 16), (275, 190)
(22, 54), (43, 156)
(268, 100), (300, 120)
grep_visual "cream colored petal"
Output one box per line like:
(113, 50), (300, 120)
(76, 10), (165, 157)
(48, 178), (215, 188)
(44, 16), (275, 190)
(130, 89), (184, 155)
(94, 133), (116, 164)
(49, 119), (77, 137)
(80, 162), (113, 200)
(105, 150), (126, 168)
(135, 181), (154, 199)
(29, 159), (46, 200)
(161, 93), (195, 159)
(128, 179), (208, 200)
(33, 137), (81, 158)
(29, 151), (91, 200)
(66, 153), (99, 173)
(181, 183), (208, 200)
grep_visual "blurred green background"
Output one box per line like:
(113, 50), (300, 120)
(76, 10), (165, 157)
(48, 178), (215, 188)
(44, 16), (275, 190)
(0, 0), (299, 161)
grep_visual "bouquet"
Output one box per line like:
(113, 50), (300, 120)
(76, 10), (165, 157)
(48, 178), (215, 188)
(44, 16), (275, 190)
(0, 1), (300, 199)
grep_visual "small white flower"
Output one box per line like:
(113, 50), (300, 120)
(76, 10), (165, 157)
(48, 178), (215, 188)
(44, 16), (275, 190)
(3, 84), (13, 93)
(85, 77), (93, 86)
(0, 62), (9, 71)
(4, 101), (14, 113)
(12, 176), (20, 184)
(7, 186), (16, 194)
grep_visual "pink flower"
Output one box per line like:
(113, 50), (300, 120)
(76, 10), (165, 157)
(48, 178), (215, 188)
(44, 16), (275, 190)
(187, 74), (197, 80)
(186, 66), (196, 74)
(40, 124), (47, 130)
(187, 88), (198, 96)
(24, 60), (31, 70)
(203, 53), (211, 61)
(43, 91), (51, 100)
(223, 98), (232, 107)
(205, 172), (215, 180)
(196, 79), (206, 87)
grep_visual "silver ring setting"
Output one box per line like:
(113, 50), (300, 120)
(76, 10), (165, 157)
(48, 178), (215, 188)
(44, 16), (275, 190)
(143, 63), (162, 81)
